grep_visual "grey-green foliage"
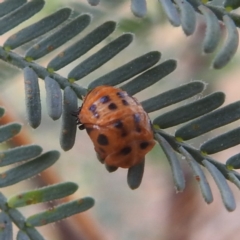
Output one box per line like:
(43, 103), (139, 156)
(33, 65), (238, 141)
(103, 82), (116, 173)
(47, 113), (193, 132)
(0, 106), (94, 240)
(87, 0), (240, 69)
(0, 0), (240, 220)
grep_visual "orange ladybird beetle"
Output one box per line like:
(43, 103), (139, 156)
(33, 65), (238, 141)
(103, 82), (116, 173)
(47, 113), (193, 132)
(75, 85), (155, 168)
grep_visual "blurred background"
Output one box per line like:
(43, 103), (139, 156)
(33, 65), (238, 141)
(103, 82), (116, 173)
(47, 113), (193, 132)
(1, 0), (240, 239)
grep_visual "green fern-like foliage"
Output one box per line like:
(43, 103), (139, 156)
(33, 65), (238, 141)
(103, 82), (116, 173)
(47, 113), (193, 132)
(0, 1), (240, 238)
(0, 107), (94, 240)
(88, 0), (240, 69)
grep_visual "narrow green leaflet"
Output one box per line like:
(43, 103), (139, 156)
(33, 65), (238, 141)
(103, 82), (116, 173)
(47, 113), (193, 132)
(175, 101), (240, 140)
(45, 76), (62, 120)
(23, 67), (41, 129)
(0, 0), (26, 18)
(68, 33), (133, 80)
(17, 230), (30, 240)
(131, 0), (147, 18)
(87, 0), (100, 5)
(153, 92), (225, 128)
(4, 8), (72, 50)
(105, 165), (118, 172)
(48, 21), (116, 71)
(0, 0), (45, 35)
(0, 107), (5, 117)
(0, 212), (13, 240)
(26, 197), (95, 227)
(155, 133), (185, 191)
(142, 81), (205, 113)
(121, 59), (177, 96)
(213, 15), (239, 69)
(60, 87), (77, 151)
(203, 159), (236, 211)
(24, 228), (44, 240)
(0, 145), (42, 167)
(0, 123), (21, 143)
(228, 172), (240, 190)
(0, 151), (60, 187)
(8, 208), (26, 229)
(88, 51), (161, 89)
(158, 0), (180, 26)
(224, 0), (240, 10)
(174, 0), (196, 35)
(198, 5), (221, 53)
(8, 182), (78, 208)
(25, 14), (91, 60)
(226, 153), (240, 169)
(179, 147), (213, 203)
(200, 127), (240, 154)
(0, 192), (8, 211)
(127, 160), (145, 189)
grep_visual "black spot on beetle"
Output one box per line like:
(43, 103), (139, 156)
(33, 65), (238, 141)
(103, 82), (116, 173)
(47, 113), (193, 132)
(108, 103), (118, 110)
(133, 113), (141, 132)
(89, 104), (97, 113)
(100, 95), (110, 104)
(122, 99), (129, 106)
(113, 120), (123, 128)
(116, 92), (126, 98)
(140, 142), (149, 149)
(120, 146), (132, 155)
(97, 134), (109, 145)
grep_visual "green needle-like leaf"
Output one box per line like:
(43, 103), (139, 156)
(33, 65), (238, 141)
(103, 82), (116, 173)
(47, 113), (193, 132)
(60, 87), (77, 151)
(226, 153), (240, 169)
(198, 5), (221, 53)
(175, 101), (240, 140)
(0, 212), (13, 240)
(26, 197), (95, 227)
(0, 151), (60, 187)
(68, 33), (133, 80)
(201, 127), (240, 154)
(0, 0), (45, 35)
(228, 172), (240, 190)
(175, 0), (196, 35)
(0, 107), (5, 118)
(23, 67), (41, 129)
(48, 21), (116, 71)
(89, 51), (161, 89)
(131, 0), (147, 18)
(203, 159), (236, 211)
(121, 59), (177, 95)
(213, 15), (239, 69)
(0, 145), (42, 167)
(179, 147), (213, 203)
(45, 76), (62, 120)
(155, 133), (185, 191)
(8, 182), (78, 208)
(0, 0), (27, 18)
(17, 230), (30, 240)
(153, 92), (225, 128)
(159, 0), (180, 26)
(0, 123), (22, 143)
(25, 14), (91, 60)
(142, 81), (205, 113)
(4, 8), (72, 50)
(127, 160), (145, 189)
